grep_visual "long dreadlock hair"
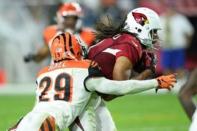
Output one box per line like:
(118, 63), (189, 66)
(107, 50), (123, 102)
(94, 16), (130, 42)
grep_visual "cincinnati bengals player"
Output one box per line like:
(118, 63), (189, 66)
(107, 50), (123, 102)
(24, 2), (95, 63)
(12, 32), (176, 131)
(86, 7), (162, 130)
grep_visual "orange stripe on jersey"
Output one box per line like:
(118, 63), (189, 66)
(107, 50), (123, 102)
(43, 119), (49, 131)
(43, 25), (58, 45)
(46, 116), (55, 131)
(80, 28), (95, 47)
(37, 60), (92, 77)
(39, 116), (55, 131)
(39, 122), (45, 131)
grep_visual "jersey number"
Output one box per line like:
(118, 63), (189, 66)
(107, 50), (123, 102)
(39, 73), (72, 102)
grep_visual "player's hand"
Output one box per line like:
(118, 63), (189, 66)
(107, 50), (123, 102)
(156, 74), (177, 92)
(135, 51), (156, 73)
(24, 54), (35, 63)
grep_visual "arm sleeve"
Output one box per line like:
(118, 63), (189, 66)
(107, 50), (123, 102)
(85, 77), (158, 95)
(116, 43), (140, 65)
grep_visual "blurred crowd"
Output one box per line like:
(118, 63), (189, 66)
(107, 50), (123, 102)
(0, 0), (197, 83)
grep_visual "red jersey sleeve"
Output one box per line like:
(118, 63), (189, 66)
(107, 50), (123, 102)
(112, 33), (143, 65)
(115, 43), (141, 65)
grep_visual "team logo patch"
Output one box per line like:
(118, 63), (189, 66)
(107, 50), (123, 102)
(132, 12), (149, 26)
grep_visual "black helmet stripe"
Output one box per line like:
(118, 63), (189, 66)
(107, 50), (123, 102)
(68, 33), (75, 55)
(61, 33), (67, 52)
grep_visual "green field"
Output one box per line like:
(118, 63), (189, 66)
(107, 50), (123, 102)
(0, 94), (190, 131)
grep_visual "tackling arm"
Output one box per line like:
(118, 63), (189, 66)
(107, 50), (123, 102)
(86, 77), (158, 95)
(85, 74), (176, 95)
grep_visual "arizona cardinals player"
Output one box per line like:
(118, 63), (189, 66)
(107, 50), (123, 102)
(86, 7), (162, 130)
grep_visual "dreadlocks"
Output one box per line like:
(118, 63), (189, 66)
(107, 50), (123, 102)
(94, 16), (127, 42)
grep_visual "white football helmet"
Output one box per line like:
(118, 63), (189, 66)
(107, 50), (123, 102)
(123, 7), (161, 48)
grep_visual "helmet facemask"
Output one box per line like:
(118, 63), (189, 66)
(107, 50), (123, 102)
(141, 29), (161, 50)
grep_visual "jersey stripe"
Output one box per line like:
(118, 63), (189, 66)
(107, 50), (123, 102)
(37, 60), (91, 77)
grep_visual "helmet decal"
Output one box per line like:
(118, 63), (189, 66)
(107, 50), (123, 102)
(50, 32), (82, 62)
(132, 12), (149, 26)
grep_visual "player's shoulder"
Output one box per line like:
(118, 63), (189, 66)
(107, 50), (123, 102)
(37, 60), (93, 77)
(43, 25), (57, 33)
(80, 27), (95, 46)
(80, 27), (95, 39)
(37, 66), (50, 78)
(115, 33), (140, 45)
(43, 25), (58, 37)
(114, 33), (142, 51)
(81, 27), (95, 33)
(43, 25), (59, 44)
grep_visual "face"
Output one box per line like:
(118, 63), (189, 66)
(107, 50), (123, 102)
(62, 16), (78, 30)
(150, 29), (159, 45)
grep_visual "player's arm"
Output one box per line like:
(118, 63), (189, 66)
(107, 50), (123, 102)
(99, 56), (132, 101)
(33, 44), (50, 62)
(85, 74), (176, 95)
(131, 69), (154, 80)
(24, 44), (50, 63)
(113, 56), (133, 80)
(178, 69), (197, 120)
(102, 48), (154, 101)
(113, 45), (156, 80)
(131, 51), (157, 80)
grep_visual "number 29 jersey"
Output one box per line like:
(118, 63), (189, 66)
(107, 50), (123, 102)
(35, 60), (94, 129)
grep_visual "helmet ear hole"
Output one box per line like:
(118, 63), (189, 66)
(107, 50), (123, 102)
(137, 29), (142, 33)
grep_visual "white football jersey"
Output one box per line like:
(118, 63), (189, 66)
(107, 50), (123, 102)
(35, 60), (93, 129)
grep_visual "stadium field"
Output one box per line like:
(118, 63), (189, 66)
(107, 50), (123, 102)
(0, 94), (190, 131)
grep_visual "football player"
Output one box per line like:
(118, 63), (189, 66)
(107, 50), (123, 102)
(12, 32), (176, 131)
(24, 2), (95, 63)
(85, 7), (162, 130)
(179, 68), (197, 131)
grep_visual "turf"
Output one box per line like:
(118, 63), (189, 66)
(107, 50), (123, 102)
(0, 94), (190, 131)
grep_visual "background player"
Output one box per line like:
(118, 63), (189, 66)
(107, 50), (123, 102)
(179, 68), (197, 131)
(13, 32), (176, 131)
(24, 2), (95, 63)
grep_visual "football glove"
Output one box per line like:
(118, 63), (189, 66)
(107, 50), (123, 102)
(24, 54), (36, 63)
(156, 74), (177, 92)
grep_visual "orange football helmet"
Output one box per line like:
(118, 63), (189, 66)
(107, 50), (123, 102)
(58, 2), (83, 17)
(50, 32), (82, 62)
